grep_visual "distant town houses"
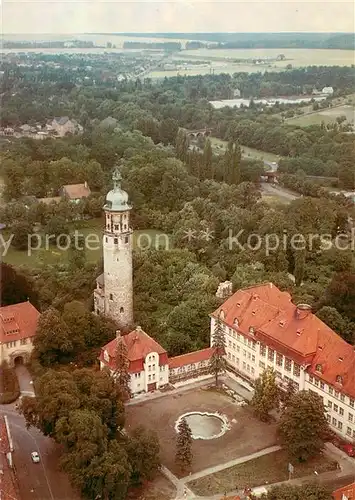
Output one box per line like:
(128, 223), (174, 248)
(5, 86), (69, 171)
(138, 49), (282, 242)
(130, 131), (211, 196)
(61, 182), (91, 203)
(0, 116), (83, 140)
(38, 182), (91, 206)
(50, 117), (83, 137)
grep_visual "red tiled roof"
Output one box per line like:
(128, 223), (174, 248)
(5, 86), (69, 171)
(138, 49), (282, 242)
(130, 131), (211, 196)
(100, 327), (168, 373)
(332, 482), (355, 500)
(62, 183), (91, 200)
(0, 416), (19, 500)
(0, 302), (40, 344)
(169, 347), (214, 369)
(213, 283), (355, 399)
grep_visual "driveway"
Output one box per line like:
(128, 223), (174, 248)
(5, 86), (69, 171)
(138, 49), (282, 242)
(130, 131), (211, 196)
(261, 183), (299, 202)
(15, 364), (35, 396)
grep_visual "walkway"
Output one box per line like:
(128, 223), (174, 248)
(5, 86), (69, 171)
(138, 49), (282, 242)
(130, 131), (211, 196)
(15, 365), (35, 397)
(126, 376), (215, 407)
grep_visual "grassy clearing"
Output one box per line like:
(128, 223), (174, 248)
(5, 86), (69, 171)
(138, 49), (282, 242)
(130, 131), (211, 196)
(261, 194), (290, 206)
(286, 105), (355, 127)
(1, 218), (171, 268)
(188, 449), (338, 496)
(210, 137), (280, 163)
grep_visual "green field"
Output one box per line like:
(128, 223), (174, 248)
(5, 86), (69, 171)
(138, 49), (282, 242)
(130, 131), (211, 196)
(188, 449), (337, 496)
(286, 104), (355, 127)
(1, 219), (171, 268)
(210, 137), (280, 163)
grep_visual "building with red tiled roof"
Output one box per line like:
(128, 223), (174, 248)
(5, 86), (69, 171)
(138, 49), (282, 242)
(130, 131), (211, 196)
(61, 182), (91, 202)
(332, 482), (355, 500)
(99, 327), (170, 393)
(169, 348), (214, 383)
(99, 329), (215, 395)
(211, 283), (355, 442)
(0, 416), (19, 500)
(0, 301), (40, 366)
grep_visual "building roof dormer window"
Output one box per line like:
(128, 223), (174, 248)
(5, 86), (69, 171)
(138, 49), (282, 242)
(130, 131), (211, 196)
(233, 318), (239, 327)
(315, 364), (322, 373)
(219, 309), (225, 320)
(336, 375), (343, 385)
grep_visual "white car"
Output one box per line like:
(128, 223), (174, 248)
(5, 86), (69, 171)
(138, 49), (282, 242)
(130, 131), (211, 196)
(31, 451), (40, 463)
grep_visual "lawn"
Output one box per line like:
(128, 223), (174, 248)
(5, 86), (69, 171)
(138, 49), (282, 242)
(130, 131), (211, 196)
(125, 386), (278, 477)
(261, 193), (290, 206)
(1, 218), (171, 268)
(210, 137), (280, 163)
(286, 104), (355, 127)
(128, 472), (175, 500)
(188, 449), (338, 496)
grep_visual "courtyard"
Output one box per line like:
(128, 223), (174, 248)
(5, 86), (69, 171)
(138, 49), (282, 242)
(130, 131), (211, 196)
(125, 386), (278, 476)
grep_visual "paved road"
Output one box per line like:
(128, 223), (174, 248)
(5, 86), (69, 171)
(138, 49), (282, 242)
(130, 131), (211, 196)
(0, 404), (80, 500)
(261, 183), (299, 202)
(1, 364), (79, 500)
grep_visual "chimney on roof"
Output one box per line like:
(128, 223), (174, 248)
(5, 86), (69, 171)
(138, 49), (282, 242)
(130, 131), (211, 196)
(296, 303), (312, 320)
(84, 181), (88, 189)
(136, 326), (142, 332)
(115, 330), (121, 338)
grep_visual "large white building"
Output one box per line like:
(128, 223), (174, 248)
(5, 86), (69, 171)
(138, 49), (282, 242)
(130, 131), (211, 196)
(94, 168), (134, 329)
(211, 283), (355, 442)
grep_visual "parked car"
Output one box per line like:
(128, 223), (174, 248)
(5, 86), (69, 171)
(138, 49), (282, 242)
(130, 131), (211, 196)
(332, 435), (355, 457)
(31, 451), (40, 463)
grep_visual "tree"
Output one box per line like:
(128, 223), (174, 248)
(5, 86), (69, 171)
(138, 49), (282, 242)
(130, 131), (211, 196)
(251, 367), (279, 422)
(12, 220), (33, 250)
(203, 138), (213, 179)
(175, 128), (189, 163)
(114, 335), (131, 401)
(209, 317), (226, 386)
(175, 417), (193, 472)
(0, 263), (39, 307)
(278, 390), (330, 461)
(126, 426), (161, 485)
(293, 249), (306, 287)
(322, 272), (355, 322)
(279, 379), (296, 409)
(33, 308), (74, 365)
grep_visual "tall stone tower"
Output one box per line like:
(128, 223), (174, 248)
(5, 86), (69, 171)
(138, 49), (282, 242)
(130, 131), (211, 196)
(94, 167), (133, 329)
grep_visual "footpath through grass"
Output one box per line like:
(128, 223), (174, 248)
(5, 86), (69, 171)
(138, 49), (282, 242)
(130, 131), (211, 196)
(188, 449), (338, 496)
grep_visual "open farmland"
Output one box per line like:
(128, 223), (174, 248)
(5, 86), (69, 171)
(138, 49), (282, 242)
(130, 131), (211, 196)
(286, 104), (355, 127)
(177, 48), (355, 67)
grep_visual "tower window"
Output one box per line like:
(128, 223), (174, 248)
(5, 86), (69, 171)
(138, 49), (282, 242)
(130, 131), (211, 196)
(124, 224), (127, 229)
(120, 307), (124, 313)
(105, 237), (108, 243)
(109, 294), (113, 300)
(125, 236), (129, 244)
(114, 224), (119, 230)
(114, 238), (118, 244)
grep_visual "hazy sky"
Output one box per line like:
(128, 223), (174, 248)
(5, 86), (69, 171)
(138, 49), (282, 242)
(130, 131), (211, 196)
(2, 0), (355, 34)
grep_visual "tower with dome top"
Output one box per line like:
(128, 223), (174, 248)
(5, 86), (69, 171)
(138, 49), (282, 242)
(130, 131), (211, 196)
(94, 167), (133, 328)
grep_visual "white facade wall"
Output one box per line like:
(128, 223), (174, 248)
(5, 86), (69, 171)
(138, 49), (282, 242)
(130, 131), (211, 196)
(169, 359), (210, 379)
(210, 317), (355, 441)
(305, 374), (355, 441)
(0, 337), (34, 366)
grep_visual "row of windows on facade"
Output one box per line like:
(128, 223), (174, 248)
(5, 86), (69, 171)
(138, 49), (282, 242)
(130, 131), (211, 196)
(6, 338), (30, 348)
(327, 414), (355, 438)
(309, 376), (354, 408)
(327, 400), (355, 424)
(227, 352), (256, 376)
(225, 327), (257, 350)
(258, 361), (300, 389)
(133, 365), (166, 376)
(225, 326), (300, 375)
(105, 236), (129, 244)
(225, 324), (345, 386)
(172, 361), (208, 374)
(106, 222), (128, 231)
